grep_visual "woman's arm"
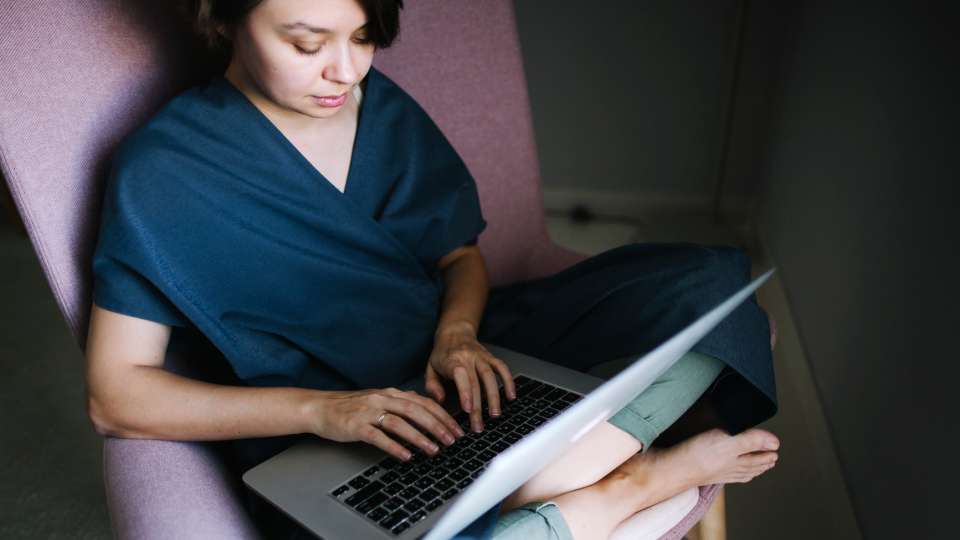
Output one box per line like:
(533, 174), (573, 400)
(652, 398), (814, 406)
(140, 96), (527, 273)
(427, 246), (517, 432)
(85, 304), (315, 440)
(85, 304), (462, 460)
(434, 245), (489, 339)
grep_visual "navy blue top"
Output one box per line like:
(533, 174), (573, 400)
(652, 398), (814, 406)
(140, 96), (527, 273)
(91, 66), (487, 391)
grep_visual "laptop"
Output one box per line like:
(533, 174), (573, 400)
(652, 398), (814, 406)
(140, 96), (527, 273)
(243, 268), (776, 539)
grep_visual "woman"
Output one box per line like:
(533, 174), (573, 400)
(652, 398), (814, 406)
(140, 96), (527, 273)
(85, 0), (781, 538)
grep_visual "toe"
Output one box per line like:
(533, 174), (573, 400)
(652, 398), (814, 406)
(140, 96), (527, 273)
(736, 428), (779, 453)
(741, 450), (778, 467)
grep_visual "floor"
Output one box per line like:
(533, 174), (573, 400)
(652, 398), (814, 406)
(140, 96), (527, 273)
(0, 208), (859, 539)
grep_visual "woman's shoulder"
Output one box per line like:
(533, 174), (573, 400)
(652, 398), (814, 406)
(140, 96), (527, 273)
(113, 78), (244, 173)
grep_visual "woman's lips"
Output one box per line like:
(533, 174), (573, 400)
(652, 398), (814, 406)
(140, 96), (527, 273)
(312, 92), (347, 107)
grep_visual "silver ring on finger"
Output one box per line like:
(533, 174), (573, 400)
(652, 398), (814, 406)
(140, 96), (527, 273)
(376, 412), (388, 428)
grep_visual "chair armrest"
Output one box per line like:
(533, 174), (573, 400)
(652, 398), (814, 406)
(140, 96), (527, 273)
(103, 437), (259, 539)
(658, 484), (723, 539)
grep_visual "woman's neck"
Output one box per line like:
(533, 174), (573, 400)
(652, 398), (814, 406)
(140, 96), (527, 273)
(224, 60), (357, 137)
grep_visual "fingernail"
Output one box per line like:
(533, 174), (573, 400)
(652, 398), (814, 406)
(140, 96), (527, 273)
(402, 451), (412, 460)
(444, 434), (455, 445)
(455, 427), (465, 437)
(430, 443), (439, 453)
(491, 409), (500, 417)
(766, 441), (779, 450)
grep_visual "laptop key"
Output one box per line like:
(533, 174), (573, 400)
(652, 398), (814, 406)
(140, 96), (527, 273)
(383, 482), (404, 496)
(356, 492), (387, 514)
(367, 507), (389, 522)
(544, 388), (567, 402)
(521, 380), (544, 396)
(383, 497), (403, 511)
(380, 457), (400, 469)
(435, 478), (454, 491)
(400, 487), (420, 499)
(331, 485), (350, 497)
(391, 522), (411, 535)
(492, 441), (509, 452)
(344, 481), (384, 507)
(464, 459), (483, 471)
(348, 476), (370, 490)
(409, 510), (427, 524)
(403, 499), (424, 512)
(449, 469), (469, 481)
(419, 488), (440, 502)
(414, 477), (434, 489)
(363, 465), (380, 477)
(428, 466), (449, 479)
(479, 450), (496, 462)
(380, 471), (399, 484)
(442, 488), (459, 500)
(426, 498), (444, 512)
(400, 473), (418, 484)
(380, 509), (409, 529)
(457, 478), (472, 489)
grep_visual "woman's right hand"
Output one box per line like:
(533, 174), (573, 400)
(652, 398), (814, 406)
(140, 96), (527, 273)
(304, 387), (466, 461)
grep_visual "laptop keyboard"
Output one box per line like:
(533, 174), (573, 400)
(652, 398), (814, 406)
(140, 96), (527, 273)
(329, 375), (582, 536)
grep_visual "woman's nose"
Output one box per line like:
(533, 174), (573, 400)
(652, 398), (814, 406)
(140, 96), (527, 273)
(325, 43), (359, 86)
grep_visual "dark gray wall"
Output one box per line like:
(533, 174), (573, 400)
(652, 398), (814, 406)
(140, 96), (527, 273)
(514, 0), (737, 198)
(753, 2), (958, 538)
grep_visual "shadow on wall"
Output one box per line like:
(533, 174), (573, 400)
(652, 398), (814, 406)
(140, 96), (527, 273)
(2, 172), (27, 236)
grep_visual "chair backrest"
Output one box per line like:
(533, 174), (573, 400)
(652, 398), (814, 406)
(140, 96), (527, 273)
(0, 0), (551, 350)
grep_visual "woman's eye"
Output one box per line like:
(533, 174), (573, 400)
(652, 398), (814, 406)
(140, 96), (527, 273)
(294, 45), (322, 56)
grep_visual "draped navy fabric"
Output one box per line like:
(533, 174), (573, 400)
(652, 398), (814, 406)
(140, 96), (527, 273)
(92, 66), (486, 391)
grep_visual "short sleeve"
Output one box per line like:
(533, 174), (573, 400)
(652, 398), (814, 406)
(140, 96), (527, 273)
(92, 255), (189, 327)
(439, 180), (487, 256)
(90, 158), (190, 328)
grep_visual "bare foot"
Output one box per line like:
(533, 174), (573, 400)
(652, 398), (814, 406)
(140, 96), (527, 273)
(610, 427), (779, 507)
(549, 428), (779, 540)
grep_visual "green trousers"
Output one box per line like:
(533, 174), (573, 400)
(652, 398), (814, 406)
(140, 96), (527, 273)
(492, 350), (726, 540)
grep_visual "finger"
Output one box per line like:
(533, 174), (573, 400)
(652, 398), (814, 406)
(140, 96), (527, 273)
(424, 363), (446, 403)
(477, 363), (501, 417)
(393, 393), (459, 445)
(361, 426), (413, 461)
(452, 366), (472, 413)
(379, 411), (441, 456)
(469, 368), (483, 432)
(487, 355), (516, 400)
(410, 392), (465, 437)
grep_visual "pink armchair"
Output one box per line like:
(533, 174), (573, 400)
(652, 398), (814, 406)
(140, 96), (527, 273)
(0, 1), (722, 537)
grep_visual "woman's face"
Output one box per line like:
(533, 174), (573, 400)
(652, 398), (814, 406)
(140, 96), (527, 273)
(229, 0), (376, 120)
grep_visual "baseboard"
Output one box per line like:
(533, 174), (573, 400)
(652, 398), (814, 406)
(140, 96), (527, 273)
(541, 187), (754, 225)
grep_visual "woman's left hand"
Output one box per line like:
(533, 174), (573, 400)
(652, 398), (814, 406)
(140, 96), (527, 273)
(425, 323), (516, 433)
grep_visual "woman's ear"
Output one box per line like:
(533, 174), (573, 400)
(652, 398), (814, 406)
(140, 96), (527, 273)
(214, 22), (232, 42)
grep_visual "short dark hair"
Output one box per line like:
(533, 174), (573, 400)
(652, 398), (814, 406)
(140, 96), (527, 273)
(182, 0), (404, 50)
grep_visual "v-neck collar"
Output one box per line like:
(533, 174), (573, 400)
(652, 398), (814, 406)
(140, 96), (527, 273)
(215, 68), (380, 207)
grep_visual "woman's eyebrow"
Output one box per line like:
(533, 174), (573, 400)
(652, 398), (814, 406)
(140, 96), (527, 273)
(281, 22), (332, 33)
(280, 22), (367, 34)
